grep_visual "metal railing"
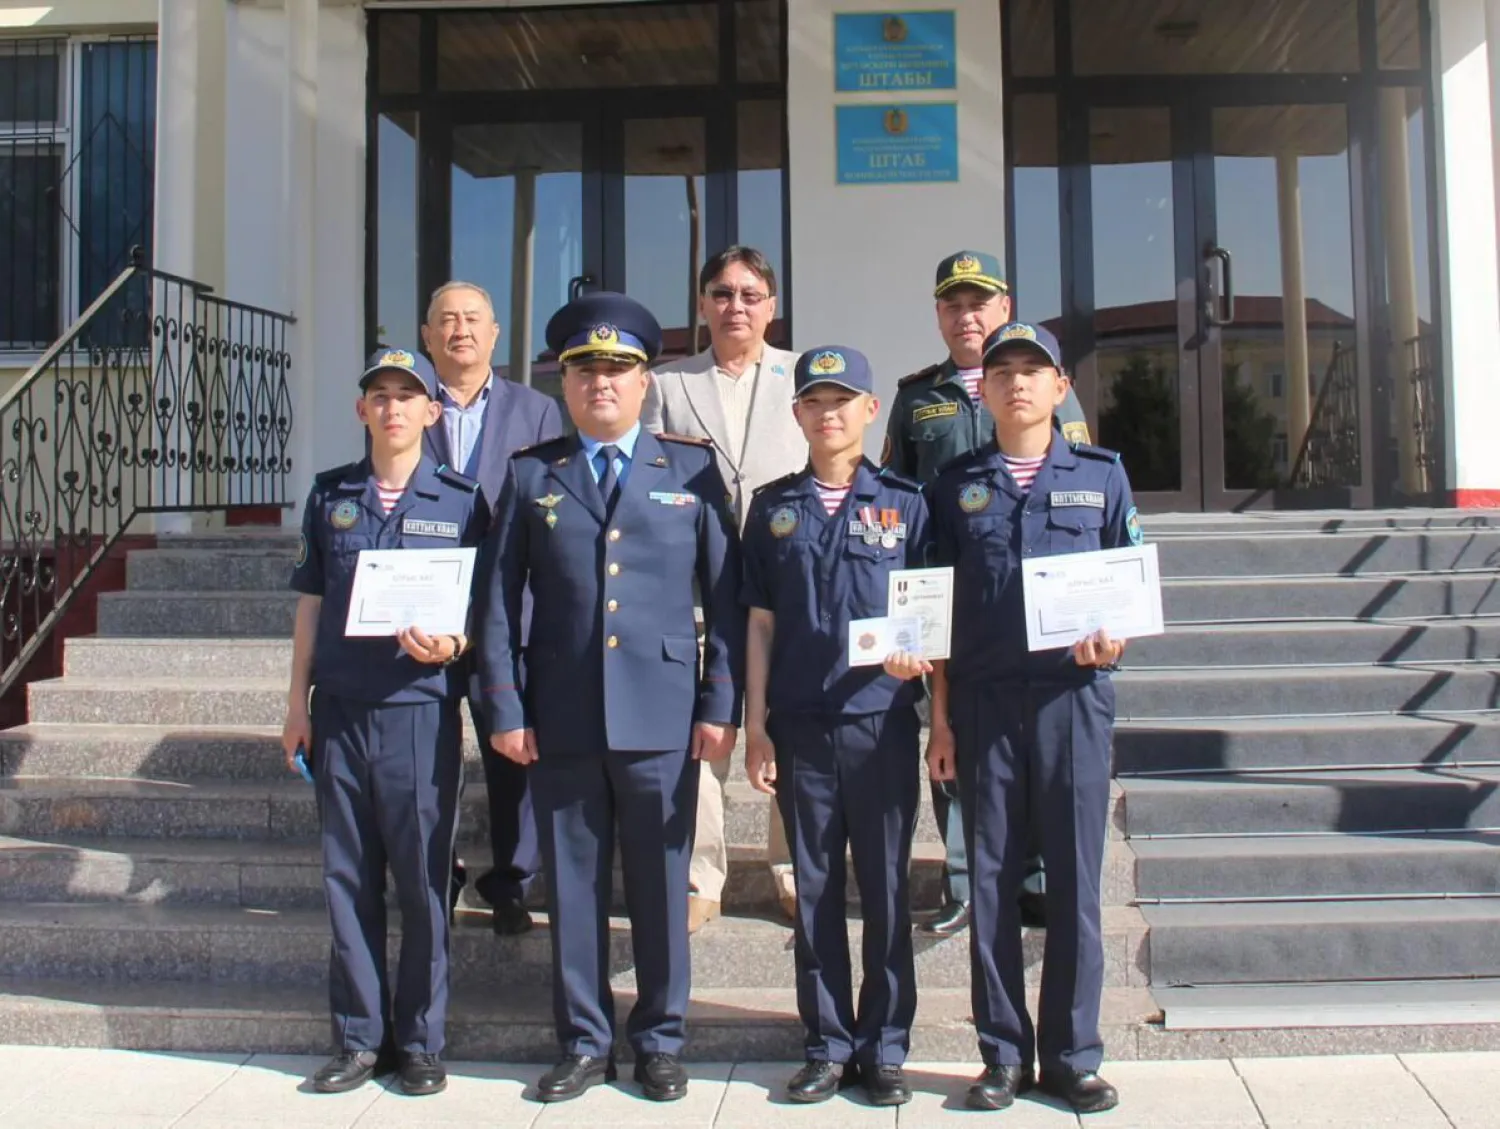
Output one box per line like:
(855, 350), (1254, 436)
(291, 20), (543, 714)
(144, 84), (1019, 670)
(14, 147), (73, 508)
(1407, 331), (1438, 491)
(0, 248), (295, 698)
(1287, 341), (1360, 489)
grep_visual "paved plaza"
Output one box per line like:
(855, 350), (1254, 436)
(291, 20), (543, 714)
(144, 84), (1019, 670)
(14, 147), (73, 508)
(1, 1046), (1498, 1128)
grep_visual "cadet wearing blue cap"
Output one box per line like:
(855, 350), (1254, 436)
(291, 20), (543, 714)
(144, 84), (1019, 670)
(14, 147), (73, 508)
(923, 322), (1134, 1114)
(282, 347), (490, 1098)
(883, 251), (1086, 938)
(741, 346), (928, 1108)
(476, 292), (744, 1105)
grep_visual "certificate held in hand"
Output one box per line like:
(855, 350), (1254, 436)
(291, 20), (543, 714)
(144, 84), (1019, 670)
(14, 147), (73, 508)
(1020, 543), (1165, 653)
(344, 547), (478, 637)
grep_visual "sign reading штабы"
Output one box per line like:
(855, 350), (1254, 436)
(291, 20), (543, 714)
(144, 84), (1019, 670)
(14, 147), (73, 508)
(836, 103), (958, 185)
(834, 11), (957, 91)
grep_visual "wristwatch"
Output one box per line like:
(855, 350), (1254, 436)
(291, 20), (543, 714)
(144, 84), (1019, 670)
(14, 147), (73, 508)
(441, 634), (467, 666)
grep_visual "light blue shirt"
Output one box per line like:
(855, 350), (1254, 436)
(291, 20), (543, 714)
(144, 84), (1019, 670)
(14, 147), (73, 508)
(438, 377), (491, 475)
(579, 421), (641, 489)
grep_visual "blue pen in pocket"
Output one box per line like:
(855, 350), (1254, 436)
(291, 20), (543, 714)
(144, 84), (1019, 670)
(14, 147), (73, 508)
(293, 745), (315, 784)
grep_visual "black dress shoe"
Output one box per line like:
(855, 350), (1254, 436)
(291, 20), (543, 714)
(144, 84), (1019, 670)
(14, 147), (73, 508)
(1019, 889), (1048, 929)
(966, 1064), (1036, 1110)
(861, 1064), (912, 1107)
(785, 1060), (842, 1103)
(1038, 1067), (1118, 1113)
(919, 899), (970, 937)
(491, 899), (534, 936)
(312, 1049), (384, 1093)
(536, 1054), (616, 1102)
(634, 1052), (688, 1101)
(398, 1051), (447, 1096)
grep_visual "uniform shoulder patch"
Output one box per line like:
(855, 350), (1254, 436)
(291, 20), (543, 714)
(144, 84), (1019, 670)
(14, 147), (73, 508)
(1071, 441), (1122, 464)
(512, 436), (568, 459)
(435, 466), (480, 492)
(658, 432), (713, 447)
(896, 363), (943, 389)
(313, 462), (358, 486)
(753, 469), (803, 496)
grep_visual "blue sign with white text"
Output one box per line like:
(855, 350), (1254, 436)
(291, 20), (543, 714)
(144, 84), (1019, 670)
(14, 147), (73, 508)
(836, 103), (958, 185)
(834, 11), (957, 92)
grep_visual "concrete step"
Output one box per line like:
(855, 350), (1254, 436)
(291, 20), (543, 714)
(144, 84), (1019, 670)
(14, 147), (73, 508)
(0, 976), (1157, 1062)
(1161, 574), (1500, 623)
(1143, 509), (1500, 535)
(1142, 897), (1500, 985)
(95, 592), (298, 637)
(0, 902), (1150, 991)
(1113, 714), (1500, 774)
(1113, 663), (1500, 719)
(1128, 619), (1500, 669)
(155, 532), (301, 552)
(1121, 767), (1500, 836)
(1155, 528), (1500, 579)
(1133, 831), (1500, 900)
(63, 638), (294, 680)
(127, 550), (295, 593)
(1153, 979), (1500, 1030)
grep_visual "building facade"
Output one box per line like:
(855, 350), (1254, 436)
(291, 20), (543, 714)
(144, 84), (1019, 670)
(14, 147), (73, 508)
(2, 0), (1499, 515)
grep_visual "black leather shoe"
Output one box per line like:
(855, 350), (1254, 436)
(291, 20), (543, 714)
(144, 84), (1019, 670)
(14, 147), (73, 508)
(491, 899), (534, 936)
(535, 1054), (616, 1102)
(861, 1064), (912, 1107)
(785, 1060), (842, 1103)
(634, 1052), (688, 1101)
(1019, 890), (1048, 929)
(919, 899), (970, 937)
(312, 1050), (382, 1093)
(1038, 1068), (1118, 1113)
(966, 1064), (1036, 1110)
(398, 1051), (447, 1096)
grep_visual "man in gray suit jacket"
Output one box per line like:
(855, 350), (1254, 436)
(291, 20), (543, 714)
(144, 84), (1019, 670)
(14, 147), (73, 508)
(643, 246), (806, 931)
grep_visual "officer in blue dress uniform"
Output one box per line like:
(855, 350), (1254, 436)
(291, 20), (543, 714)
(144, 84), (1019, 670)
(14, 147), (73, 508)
(476, 292), (744, 1105)
(925, 323), (1135, 1114)
(740, 346), (928, 1108)
(282, 348), (489, 1098)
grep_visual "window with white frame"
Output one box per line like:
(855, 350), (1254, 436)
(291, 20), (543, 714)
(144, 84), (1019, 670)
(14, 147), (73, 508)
(0, 35), (156, 353)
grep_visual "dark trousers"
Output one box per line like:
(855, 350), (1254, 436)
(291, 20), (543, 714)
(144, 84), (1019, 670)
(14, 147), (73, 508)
(952, 678), (1114, 1073)
(917, 695), (971, 904)
(467, 697), (541, 906)
(531, 747), (700, 1058)
(313, 691), (463, 1055)
(772, 709), (920, 1067)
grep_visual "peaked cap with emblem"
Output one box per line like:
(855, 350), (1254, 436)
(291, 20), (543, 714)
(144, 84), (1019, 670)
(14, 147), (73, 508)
(933, 250), (1008, 299)
(545, 291), (663, 367)
(982, 321), (1063, 369)
(359, 346), (438, 396)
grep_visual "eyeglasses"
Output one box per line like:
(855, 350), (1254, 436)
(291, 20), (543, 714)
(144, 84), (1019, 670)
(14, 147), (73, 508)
(706, 286), (771, 308)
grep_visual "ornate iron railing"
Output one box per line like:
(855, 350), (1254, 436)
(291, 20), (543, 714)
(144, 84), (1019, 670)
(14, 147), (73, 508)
(1407, 331), (1438, 490)
(1287, 341), (1360, 489)
(0, 248), (295, 697)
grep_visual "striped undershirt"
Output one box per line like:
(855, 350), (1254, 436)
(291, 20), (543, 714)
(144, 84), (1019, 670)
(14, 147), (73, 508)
(376, 484), (404, 514)
(813, 478), (852, 516)
(958, 366), (983, 403)
(1001, 453), (1046, 493)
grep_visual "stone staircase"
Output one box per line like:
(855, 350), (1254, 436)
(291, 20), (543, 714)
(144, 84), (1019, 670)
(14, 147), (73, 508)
(1, 514), (1498, 1060)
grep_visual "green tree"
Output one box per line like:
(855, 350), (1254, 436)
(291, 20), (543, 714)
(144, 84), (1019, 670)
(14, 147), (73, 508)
(1220, 361), (1280, 489)
(1098, 354), (1181, 492)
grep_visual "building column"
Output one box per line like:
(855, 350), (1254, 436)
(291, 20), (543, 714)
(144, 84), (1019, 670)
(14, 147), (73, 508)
(1378, 87), (1426, 495)
(1433, 0), (1500, 505)
(509, 170), (537, 387)
(1275, 150), (1312, 475)
(283, 0), (319, 522)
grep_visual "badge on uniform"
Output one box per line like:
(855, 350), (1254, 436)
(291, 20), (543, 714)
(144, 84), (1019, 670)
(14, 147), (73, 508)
(848, 505), (906, 548)
(649, 490), (698, 507)
(402, 518), (460, 538)
(1126, 505), (1144, 546)
(1050, 491), (1105, 509)
(913, 401), (959, 424)
(329, 499), (360, 530)
(958, 481), (992, 514)
(294, 534), (308, 568)
(535, 493), (562, 529)
(769, 505), (798, 538)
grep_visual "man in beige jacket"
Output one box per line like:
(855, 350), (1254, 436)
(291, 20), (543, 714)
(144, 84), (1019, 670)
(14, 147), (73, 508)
(644, 245), (805, 932)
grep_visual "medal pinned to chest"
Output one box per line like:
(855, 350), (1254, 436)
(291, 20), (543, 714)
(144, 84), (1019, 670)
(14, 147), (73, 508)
(535, 493), (563, 529)
(848, 504), (907, 550)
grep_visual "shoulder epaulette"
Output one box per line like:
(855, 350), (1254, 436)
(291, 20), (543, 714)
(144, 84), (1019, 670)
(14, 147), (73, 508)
(1072, 442), (1122, 464)
(934, 448), (987, 479)
(876, 465), (922, 492)
(658, 432), (713, 447)
(753, 469), (804, 496)
(313, 462), (358, 486)
(896, 362), (944, 389)
(435, 466), (480, 492)
(512, 436), (568, 459)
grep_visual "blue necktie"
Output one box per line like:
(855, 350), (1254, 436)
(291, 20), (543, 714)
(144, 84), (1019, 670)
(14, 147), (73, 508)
(596, 444), (620, 512)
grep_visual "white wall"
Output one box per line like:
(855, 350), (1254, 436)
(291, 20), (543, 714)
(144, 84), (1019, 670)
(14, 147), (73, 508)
(1433, 0), (1500, 503)
(786, 0), (1006, 451)
(0, 0), (153, 29)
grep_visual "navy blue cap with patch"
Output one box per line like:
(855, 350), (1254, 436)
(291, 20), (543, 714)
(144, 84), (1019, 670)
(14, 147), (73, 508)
(794, 346), (874, 397)
(359, 347), (438, 396)
(982, 322), (1063, 370)
(545, 291), (662, 366)
(934, 250), (1008, 298)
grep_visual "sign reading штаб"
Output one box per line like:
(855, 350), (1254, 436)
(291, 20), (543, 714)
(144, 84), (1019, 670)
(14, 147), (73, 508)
(834, 11), (957, 91)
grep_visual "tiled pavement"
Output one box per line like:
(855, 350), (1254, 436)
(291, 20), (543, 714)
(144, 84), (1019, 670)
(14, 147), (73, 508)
(0, 1047), (1498, 1128)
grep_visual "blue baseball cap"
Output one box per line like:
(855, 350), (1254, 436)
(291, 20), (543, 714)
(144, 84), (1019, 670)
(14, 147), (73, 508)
(794, 346), (874, 396)
(359, 347), (438, 396)
(982, 322), (1063, 369)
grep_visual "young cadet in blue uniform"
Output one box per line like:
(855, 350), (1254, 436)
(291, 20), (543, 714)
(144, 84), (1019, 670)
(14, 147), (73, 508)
(882, 251), (1089, 938)
(924, 323), (1135, 1114)
(741, 347), (928, 1108)
(477, 292), (743, 1105)
(282, 348), (489, 1098)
